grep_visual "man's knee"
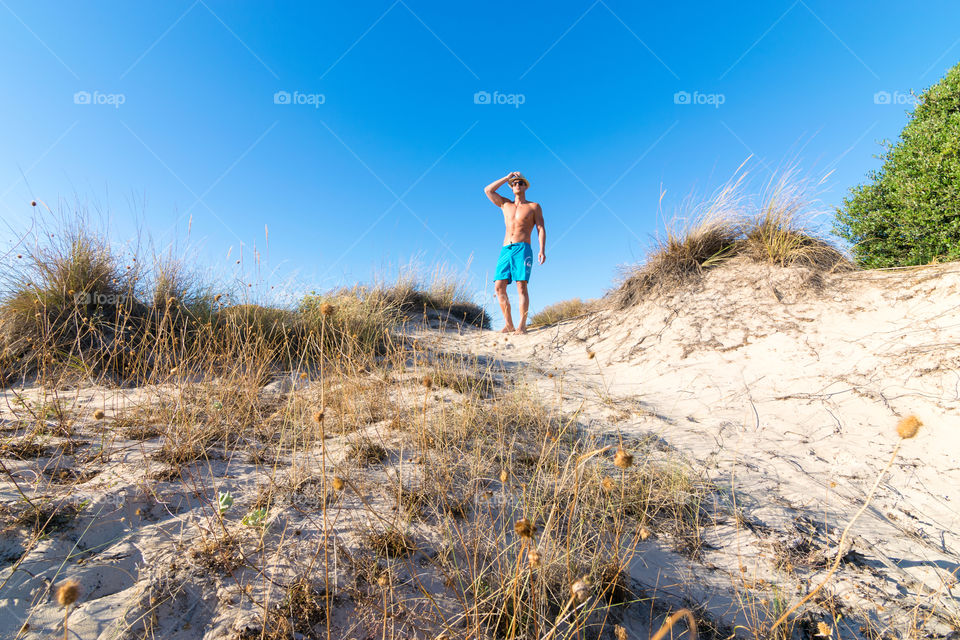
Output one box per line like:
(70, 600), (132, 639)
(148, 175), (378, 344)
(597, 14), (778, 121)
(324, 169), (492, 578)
(516, 281), (528, 295)
(494, 281), (509, 297)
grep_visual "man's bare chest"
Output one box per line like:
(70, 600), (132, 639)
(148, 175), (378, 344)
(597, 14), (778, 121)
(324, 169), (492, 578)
(503, 204), (535, 225)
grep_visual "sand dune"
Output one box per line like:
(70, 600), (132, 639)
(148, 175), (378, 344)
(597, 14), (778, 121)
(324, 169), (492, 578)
(445, 259), (960, 636)
(1, 260), (958, 638)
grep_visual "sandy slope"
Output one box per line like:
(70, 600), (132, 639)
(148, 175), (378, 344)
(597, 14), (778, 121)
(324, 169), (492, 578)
(1, 260), (958, 639)
(437, 259), (960, 636)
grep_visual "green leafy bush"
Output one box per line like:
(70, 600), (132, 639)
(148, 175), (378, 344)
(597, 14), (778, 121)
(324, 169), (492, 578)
(835, 62), (960, 267)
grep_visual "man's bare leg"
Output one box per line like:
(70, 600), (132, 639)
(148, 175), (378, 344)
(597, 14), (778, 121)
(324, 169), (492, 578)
(514, 281), (529, 334)
(494, 280), (515, 333)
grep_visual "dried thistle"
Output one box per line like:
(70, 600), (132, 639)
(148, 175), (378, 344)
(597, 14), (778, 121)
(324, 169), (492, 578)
(320, 303), (334, 316)
(601, 476), (615, 493)
(332, 476), (345, 491)
(587, 350), (596, 360)
(499, 469), (509, 483)
(897, 415), (921, 439)
(92, 409), (105, 420)
(514, 518), (535, 539)
(56, 578), (80, 640)
(614, 625), (628, 640)
(313, 409), (325, 423)
(614, 447), (634, 469)
(639, 526), (651, 541)
(527, 547), (541, 568)
(56, 579), (80, 607)
(570, 576), (591, 603)
(422, 375), (433, 389)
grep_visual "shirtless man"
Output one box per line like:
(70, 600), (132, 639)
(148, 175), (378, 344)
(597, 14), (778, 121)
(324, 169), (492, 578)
(484, 171), (546, 334)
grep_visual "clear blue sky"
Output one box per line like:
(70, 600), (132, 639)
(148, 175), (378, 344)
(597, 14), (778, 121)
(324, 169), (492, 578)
(2, 1), (958, 325)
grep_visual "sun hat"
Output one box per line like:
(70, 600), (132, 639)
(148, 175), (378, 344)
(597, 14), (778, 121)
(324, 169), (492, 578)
(509, 172), (530, 187)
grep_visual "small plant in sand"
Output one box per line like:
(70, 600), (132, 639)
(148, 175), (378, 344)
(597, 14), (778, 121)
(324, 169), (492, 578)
(241, 507), (268, 528)
(217, 490), (234, 515)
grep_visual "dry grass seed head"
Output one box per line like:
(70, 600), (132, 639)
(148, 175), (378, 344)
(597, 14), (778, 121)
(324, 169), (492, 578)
(527, 547), (542, 569)
(897, 415), (922, 439)
(614, 447), (634, 469)
(570, 576), (591, 603)
(56, 579), (80, 607)
(514, 518), (535, 539)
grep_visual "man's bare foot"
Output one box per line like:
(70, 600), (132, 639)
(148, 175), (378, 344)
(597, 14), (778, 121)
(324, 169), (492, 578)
(500, 326), (515, 334)
(513, 326), (527, 335)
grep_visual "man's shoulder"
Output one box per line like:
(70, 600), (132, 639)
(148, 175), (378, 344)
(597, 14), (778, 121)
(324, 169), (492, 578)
(525, 201), (541, 208)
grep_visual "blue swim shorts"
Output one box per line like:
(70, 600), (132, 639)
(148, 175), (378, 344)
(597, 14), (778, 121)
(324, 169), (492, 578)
(495, 242), (533, 283)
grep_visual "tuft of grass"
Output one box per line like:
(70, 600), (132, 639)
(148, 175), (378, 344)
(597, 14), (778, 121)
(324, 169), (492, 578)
(364, 526), (416, 558)
(737, 171), (850, 271)
(187, 533), (242, 572)
(0, 436), (51, 459)
(348, 439), (389, 466)
(261, 577), (328, 639)
(2, 498), (84, 535)
(428, 367), (498, 398)
(398, 483), (471, 521)
(529, 298), (599, 327)
(372, 263), (490, 329)
(612, 184), (742, 309)
(612, 166), (853, 308)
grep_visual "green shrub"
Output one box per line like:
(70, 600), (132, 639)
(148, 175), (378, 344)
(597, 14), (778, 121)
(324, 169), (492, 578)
(835, 61), (960, 267)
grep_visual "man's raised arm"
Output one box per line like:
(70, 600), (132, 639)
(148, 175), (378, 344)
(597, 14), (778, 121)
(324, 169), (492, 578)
(484, 172), (516, 207)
